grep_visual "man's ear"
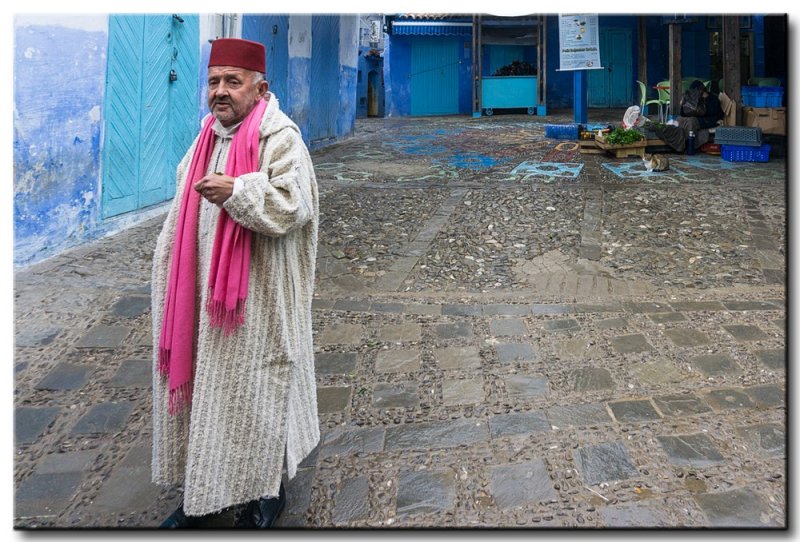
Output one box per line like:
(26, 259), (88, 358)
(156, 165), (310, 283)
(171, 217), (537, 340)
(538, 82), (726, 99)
(259, 80), (269, 95)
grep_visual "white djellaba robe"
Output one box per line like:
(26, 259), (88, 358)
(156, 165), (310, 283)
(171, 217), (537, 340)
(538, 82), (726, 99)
(150, 92), (319, 516)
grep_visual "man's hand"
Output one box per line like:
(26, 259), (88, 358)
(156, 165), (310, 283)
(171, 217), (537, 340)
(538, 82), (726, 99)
(195, 173), (235, 205)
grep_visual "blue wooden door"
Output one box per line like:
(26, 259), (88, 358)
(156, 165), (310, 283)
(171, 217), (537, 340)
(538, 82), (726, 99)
(242, 15), (289, 107)
(102, 14), (199, 218)
(587, 29), (610, 107)
(588, 28), (632, 108)
(411, 38), (459, 116)
(310, 15), (339, 143)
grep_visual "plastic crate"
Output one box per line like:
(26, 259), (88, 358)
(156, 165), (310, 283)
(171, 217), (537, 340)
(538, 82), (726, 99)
(714, 126), (762, 147)
(545, 124), (580, 139)
(741, 86), (784, 107)
(721, 143), (771, 162)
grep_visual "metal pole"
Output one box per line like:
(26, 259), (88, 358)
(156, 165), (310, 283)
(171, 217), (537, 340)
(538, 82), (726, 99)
(574, 70), (588, 124)
(477, 14), (482, 114)
(668, 23), (682, 120)
(536, 15), (541, 107)
(542, 15), (547, 112)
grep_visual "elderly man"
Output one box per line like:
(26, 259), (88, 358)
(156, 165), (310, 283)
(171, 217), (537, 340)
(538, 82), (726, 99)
(150, 38), (319, 528)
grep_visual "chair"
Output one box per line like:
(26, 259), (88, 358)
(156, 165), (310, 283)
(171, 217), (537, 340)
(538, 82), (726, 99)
(637, 80), (665, 121)
(655, 80), (671, 119)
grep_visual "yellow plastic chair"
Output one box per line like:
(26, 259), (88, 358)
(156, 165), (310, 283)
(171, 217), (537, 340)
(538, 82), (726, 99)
(637, 80), (665, 121)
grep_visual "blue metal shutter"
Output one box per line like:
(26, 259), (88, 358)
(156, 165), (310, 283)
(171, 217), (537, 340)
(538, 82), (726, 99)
(410, 38), (459, 116)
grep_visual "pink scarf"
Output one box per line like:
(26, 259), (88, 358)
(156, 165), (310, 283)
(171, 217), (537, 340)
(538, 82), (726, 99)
(158, 98), (267, 414)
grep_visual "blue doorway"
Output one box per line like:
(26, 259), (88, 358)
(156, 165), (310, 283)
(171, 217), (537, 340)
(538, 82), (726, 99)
(588, 28), (632, 108)
(242, 15), (289, 107)
(410, 38), (459, 116)
(310, 15), (340, 143)
(102, 14), (199, 218)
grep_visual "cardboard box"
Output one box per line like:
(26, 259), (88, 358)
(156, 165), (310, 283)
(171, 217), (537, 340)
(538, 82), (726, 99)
(719, 92), (736, 126)
(742, 106), (786, 135)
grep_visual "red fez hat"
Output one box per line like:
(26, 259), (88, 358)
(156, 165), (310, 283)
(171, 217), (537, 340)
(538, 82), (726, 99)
(209, 38), (266, 73)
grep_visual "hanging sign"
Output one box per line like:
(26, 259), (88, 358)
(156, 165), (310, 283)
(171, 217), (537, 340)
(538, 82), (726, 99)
(558, 14), (603, 71)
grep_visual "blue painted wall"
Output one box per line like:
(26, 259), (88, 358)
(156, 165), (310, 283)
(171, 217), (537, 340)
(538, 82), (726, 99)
(752, 15), (765, 78)
(457, 38), (473, 114)
(386, 36), (411, 116)
(14, 21), (107, 266)
(544, 15), (574, 109)
(15, 13), (358, 267)
(545, 15), (780, 109)
(242, 14), (357, 149)
(243, 14), (290, 112)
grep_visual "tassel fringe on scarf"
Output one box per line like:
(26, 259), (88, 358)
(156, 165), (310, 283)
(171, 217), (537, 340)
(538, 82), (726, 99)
(159, 98), (268, 414)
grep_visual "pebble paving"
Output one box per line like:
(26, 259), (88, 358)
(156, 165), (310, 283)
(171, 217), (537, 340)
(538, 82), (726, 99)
(14, 111), (785, 529)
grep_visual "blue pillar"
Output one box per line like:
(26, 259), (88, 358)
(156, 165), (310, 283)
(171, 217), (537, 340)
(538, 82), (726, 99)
(753, 15), (765, 78)
(573, 70), (588, 124)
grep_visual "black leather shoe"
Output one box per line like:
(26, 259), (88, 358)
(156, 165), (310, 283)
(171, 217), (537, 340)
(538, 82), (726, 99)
(159, 504), (202, 528)
(234, 484), (286, 528)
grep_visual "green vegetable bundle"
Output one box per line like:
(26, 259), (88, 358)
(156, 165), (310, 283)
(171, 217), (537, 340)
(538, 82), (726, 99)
(604, 128), (644, 146)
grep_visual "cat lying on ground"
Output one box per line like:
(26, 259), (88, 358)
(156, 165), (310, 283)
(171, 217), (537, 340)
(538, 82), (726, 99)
(642, 152), (669, 172)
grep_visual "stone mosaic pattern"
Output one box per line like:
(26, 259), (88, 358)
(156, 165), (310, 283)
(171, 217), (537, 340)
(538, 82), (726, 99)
(14, 112), (785, 529)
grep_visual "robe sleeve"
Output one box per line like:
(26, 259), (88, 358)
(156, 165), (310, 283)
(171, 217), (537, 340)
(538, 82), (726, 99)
(221, 126), (315, 237)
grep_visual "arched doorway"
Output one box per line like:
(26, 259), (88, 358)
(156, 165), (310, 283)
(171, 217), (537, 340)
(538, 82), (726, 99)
(367, 70), (380, 117)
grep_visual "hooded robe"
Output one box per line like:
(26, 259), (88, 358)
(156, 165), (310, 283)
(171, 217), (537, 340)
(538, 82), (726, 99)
(150, 92), (319, 516)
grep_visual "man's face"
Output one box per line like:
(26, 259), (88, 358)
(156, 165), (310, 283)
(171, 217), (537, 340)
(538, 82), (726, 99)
(207, 66), (268, 127)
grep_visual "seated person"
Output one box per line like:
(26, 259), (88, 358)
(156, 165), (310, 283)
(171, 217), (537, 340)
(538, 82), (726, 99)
(676, 79), (724, 149)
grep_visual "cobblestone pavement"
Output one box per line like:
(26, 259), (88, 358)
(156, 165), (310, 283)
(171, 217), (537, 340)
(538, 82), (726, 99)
(14, 111), (786, 529)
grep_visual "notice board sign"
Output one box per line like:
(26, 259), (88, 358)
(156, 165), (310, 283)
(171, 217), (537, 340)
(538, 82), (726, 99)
(558, 14), (603, 71)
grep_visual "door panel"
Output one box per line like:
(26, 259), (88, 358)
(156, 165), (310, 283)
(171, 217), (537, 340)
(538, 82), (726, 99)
(310, 15), (339, 142)
(242, 15), (289, 108)
(411, 38), (459, 116)
(588, 30), (609, 106)
(608, 30), (632, 107)
(140, 17), (172, 207)
(103, 15), (198, 218)
(588, 28), (631, 108)
(103, 16), (144, 217)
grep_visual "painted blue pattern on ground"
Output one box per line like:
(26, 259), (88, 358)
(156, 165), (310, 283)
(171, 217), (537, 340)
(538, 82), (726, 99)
(671, 155), (740, 170)
(435, 154), (511, 170)
(510, 161), (584, 179)
(383, 129), (511, 170)
(602, 161), (687, 179)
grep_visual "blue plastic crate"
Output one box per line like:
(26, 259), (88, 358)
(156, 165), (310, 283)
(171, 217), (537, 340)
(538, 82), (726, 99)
(721, 143), (771, 163)
(545, 124), (580, 139)
(741, 86), (783, 107)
